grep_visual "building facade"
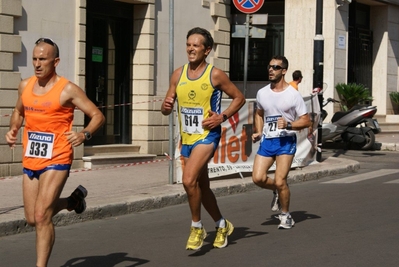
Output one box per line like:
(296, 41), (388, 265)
(1, 0), (398, 176)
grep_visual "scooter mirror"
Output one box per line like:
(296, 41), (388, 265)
(312, 82), (328, 95)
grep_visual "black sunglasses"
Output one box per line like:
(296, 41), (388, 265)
(35, 38), (59, 57)
(268, 65), (284, 71)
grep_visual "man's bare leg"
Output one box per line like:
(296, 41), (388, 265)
(274, 155), (294, 213)
(23, 170), (68, 267)
(252, 154), (276, 190)
(182, 144), (215, 222)
(198, 163), (223, 222)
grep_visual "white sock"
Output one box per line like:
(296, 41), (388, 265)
(216, 218), (226, 228)
(191, 220), (202, 228)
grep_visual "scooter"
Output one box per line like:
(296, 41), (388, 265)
(321, 98), (381, 150)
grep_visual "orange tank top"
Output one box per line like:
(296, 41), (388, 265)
(22, 76), (74, 170)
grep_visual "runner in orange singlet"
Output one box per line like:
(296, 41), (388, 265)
(5, 37), (105, 267)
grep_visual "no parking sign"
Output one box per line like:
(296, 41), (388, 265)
(233, 0), (264, 14)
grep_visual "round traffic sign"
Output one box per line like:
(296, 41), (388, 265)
(232, 0), (264, 14)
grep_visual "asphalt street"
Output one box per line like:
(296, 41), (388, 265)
(0, 149), (398, 267)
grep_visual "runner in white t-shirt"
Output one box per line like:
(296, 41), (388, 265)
(252, 55), (311, 229)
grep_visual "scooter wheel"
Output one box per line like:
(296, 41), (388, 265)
(351, 130), (375, 150)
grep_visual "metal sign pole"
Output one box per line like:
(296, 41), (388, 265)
(313, 0), (324, 91)
(232, 0), (265, 97)
(243, 14), (249, 98)
(313, 0), (324, 162)
(168, 0), (174, 184)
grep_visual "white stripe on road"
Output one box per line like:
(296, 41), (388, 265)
(385, 179), (399, 184)
(322, 169), (399, 184)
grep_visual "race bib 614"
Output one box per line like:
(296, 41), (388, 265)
(180, 107), (204, 134)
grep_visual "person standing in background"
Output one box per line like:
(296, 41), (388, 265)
(289, 70), (303, 90)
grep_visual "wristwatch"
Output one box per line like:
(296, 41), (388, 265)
(83, 131), (92, 140)
(286, 122), (292, 130)
(222, 114), (228, 122)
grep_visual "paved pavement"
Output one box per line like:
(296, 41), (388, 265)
(0, 132), (397, 237)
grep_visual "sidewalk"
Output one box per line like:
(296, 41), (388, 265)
(0, 133), (397, 237)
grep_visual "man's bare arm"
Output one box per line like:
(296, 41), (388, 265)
(5, 80), (28, 148)
(63, 82), (105, 146)
(161, 67), (182, 116)
(203, 67), (246, 128)
(252, 109), (264, 143)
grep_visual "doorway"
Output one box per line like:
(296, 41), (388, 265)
(348, 2), (373, 94)
(85, 0), (133, 145)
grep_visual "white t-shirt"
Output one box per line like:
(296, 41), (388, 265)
(256, 84), (308, 138)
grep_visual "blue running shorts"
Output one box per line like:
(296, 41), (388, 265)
(181, 131), (221, 158)
(257, 135), (297, 157)
(23, 164), (71, 179)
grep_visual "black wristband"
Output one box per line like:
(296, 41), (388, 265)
(222, 114), (228, 122)
(286, 122), (292, 130)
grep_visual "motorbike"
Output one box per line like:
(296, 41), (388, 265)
(321, 97), (381, 150)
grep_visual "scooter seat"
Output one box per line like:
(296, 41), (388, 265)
(331, 104), (376, 123)
(331, 112), (346, 122)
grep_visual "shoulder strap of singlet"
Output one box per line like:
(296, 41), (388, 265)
(25, 76), (38, 91)
(54, 76), (69, 90)
(177, 64), (188, 85)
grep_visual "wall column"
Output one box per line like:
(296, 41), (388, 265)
(0, 0), (22, 177)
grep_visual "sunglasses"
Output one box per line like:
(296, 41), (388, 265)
(267, 65), (284, 71)
(35, 38), (59, 57)
(35, 37), (56, 46)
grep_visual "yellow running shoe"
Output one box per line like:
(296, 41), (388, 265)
(213, 219), (234, 248)
(186, 226), (207, 250)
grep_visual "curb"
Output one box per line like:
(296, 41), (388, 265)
(379, 143), (398, 151)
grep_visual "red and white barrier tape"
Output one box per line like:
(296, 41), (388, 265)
(0, 98), (164, 117)
(95, 98), (163, 109)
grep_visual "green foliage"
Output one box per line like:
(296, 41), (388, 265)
(335, 83), (373, 111)
(389, 91), (399, 106)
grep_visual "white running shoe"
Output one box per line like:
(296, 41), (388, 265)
(277, 214), (295, 229)
(271, 191), (281, 212)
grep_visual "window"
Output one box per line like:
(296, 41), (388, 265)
(230, 1), (285, 82)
